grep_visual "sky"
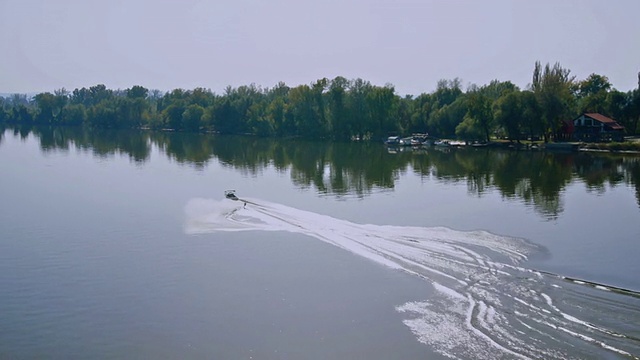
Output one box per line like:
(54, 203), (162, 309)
(1, 0), (639, 96)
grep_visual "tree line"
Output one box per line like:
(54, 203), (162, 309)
(1, 62), (639, 141)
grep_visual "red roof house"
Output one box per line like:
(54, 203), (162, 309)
(570, 113), (625, 142)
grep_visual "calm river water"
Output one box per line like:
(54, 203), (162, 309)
(1, 126), (639, 359)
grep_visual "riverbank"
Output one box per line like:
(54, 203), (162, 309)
(486, 139), (640, 154)
(579, 139), (640, 153)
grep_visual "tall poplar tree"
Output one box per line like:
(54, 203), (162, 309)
(531, 61), (575, 142)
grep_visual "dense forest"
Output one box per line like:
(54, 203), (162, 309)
(1, 62), (639, 141)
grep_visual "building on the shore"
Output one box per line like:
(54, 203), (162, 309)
(563, 113), (625, 142)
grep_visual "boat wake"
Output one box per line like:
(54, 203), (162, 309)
(185, 198), (640, 359)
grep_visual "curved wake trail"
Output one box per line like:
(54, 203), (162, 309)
(185, 198), (640, 359)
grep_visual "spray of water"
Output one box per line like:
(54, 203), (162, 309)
(185, 198), (640, 359)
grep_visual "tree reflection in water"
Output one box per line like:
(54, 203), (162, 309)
(10, 126), (640, 218)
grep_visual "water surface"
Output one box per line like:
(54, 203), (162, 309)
(1, 127), (639, 359)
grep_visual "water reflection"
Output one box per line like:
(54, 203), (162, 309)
(414, 149), (574, 218)
(5, 126), (640, 217)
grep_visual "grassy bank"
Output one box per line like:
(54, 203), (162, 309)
(579, 141), (640, 153)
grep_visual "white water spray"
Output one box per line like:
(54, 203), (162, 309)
(185, 198), (640, 360)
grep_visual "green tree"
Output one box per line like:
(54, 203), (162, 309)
(288, 84), (317, 137)
(311, 78), (329, 137)
(493, 90), (523, 142)
(71, 87), (91, 106)
(247, 101), (273, 137)
(410, 93), (435, 134)
(10, 104), (34, 124)
(10, 94), (30, 107)
(367, 84), (397, 139)
(127, 85), (149, 99)
(427, 79), (464, 138)
(519, 91), (541, 140)
(347, 78), (372, 139)
(61, 104), (86, 125)
(575, 73), (612, 114)
(89, 84), (113, 104)
(429, 97), (467, 138)
(531, 61), (575, 142)
(575, 73), (611, 98)
(31, 89), (67, 125)
(34, 92), (58, 124)
(265, 97), (286, 136)
(328, 76), (350, 140)
(163, 101), (186, 130)
(189, 87), (214, 107)
(463, 90), (493, 142)
(211, 98), (241, 134)
(88, 101), (117, 128)
(182, 104), (205, 131)
(434, 78), (463, 107)
(396, 95), (414, 135)
(455, 115), (483, 140)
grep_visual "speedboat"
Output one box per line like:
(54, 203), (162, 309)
(225, 190), (239, 201)
(384, 136), (401, 145)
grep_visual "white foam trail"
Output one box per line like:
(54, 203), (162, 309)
(185, 198), (640, 360)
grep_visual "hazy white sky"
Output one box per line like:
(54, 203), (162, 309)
(1, 0), (638, 96)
